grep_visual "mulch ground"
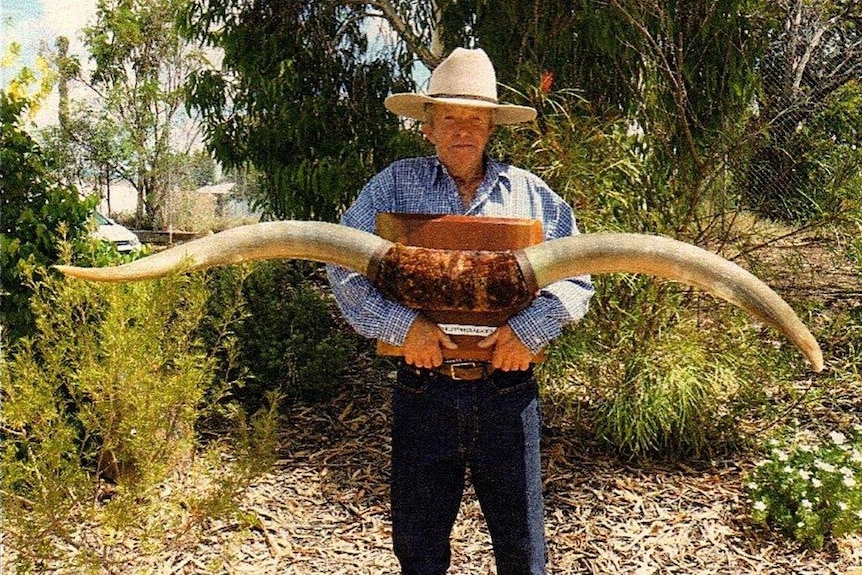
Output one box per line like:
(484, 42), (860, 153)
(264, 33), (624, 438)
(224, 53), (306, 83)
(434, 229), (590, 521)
(9, 231), (859, 574)
(159, 366), (862, 575)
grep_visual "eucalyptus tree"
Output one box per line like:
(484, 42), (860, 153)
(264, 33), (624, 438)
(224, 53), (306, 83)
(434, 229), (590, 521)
(179, 0), (422, 222)
(748, 0), (862, 221)
(84, 0), (206, 228)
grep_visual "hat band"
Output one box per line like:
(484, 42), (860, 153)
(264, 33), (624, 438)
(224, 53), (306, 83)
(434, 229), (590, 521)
(428, 93), (499, 104)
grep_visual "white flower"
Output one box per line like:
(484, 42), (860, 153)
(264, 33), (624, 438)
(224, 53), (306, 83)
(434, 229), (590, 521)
(812, 478), (823, 488)
(814, 460), (836, 473)
(797, 521), (806, 528)
(783, 465), (794, 474)
(830, 431), (847, 445)
(840, 466), (854, 477)
(799, 444), (814, 453)
(798, 469), (811, 480)
(801, 499), (812, 509)
(747, 482), (759, 491)
(839, 502), (849, 511)
(844, 476), (857, 488)
(754, 500), (767, 512)
(852, 450), (862, 464)
(775, 450), (789, 462)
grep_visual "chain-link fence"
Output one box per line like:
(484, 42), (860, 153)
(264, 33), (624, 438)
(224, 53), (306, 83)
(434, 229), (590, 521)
(735, 6), (862, 222)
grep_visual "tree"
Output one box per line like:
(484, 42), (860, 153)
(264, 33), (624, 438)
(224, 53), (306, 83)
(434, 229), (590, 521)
(0, 91), (97, 340)
(746, 0), (862, 220)
(83, 0), (205, 228)
(180, 0), (423, 222)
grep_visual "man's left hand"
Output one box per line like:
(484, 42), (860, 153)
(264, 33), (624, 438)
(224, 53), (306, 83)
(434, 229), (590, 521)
(477, 325), (533, 371)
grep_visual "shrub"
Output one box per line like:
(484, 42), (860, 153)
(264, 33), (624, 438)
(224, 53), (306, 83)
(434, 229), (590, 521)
(1, 259), (278, 572)
(747, 430), (862, 549)
(205, 261), (359, 405)
(499, 88), (813, 457)
(539, 275), (797, 457)
(1, 90), (97, 340)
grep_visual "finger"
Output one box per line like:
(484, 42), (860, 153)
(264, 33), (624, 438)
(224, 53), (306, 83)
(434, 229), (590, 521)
(477, 330), (499, 349)
(439, 333), (458, 350)
(490, 349), (504, 370)
(429, 349), (443, 368)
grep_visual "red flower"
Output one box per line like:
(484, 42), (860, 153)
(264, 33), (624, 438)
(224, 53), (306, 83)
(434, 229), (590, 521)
(540, 71), (554, 94)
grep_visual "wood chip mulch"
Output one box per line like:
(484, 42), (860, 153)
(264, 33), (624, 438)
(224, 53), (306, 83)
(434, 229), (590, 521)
(157, 369), (862, 575)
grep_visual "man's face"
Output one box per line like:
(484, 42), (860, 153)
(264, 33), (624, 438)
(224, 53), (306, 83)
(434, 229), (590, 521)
(422, 103), (495, 173)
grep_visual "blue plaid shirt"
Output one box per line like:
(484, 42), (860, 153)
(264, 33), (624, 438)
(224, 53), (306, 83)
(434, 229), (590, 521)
(326, 156), (594, 353)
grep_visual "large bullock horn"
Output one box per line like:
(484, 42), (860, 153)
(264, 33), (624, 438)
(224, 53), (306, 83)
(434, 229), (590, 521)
(53, 221), (823, 372)
(53, 221), (392, 282)
(520, 233), (824, 372)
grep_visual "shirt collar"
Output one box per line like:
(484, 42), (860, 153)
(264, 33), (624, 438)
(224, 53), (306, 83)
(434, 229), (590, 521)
(430, 155), (507, 187)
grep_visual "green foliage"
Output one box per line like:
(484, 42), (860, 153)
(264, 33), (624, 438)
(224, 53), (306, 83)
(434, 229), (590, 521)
(180, 0), (421, 221)
(748, 430), (862, 549)
(38, 101), (134, 193)
(497, 85), (809, 459)
(541, 277), (794, 457)
(490, 89), (654, 233)
(741, 219), (862, 549)
(1, 263), (278, 572)
(0, 90), (98, 340)
(84, 0), (202, 227)
(798, 81), (862, 219)
(472, 0), (766, 172)
(744, 3), (862, 223)
(204, 261), (359, 405)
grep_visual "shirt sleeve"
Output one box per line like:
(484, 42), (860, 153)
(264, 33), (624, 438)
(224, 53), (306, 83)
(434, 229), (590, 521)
(507, 190), (595, 354)
(325, 168), (419, 346)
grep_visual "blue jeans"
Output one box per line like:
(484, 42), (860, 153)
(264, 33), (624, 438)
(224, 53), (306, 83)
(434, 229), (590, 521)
(391, 364), (546, 575)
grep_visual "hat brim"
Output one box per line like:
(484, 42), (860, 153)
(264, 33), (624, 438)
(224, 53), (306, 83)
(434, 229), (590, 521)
(384, 93), (537, 125)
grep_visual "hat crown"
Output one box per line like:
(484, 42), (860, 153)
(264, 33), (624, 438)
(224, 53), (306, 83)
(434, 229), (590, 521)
(427, 48), (498, 103)
(383, 47), (536, 124)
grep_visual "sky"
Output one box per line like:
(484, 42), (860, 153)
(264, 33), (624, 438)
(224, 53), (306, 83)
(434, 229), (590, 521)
(2, 0), (99, 124)
(2, 0), (429, 127)
(3, 0), (98, 75)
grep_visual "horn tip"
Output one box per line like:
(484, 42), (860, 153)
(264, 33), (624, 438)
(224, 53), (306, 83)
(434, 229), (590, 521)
(52, 264), (78, 277)
(810, 352), (824, 373)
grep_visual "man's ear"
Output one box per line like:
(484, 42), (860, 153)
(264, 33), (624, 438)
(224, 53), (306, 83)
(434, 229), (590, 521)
(421, 122), (435, 143)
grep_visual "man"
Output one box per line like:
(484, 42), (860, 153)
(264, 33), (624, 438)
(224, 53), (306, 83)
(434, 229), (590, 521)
(327, 48), (594, 575)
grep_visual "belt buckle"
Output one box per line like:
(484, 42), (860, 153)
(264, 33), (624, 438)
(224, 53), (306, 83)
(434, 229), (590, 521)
(445, 361), (484, 381)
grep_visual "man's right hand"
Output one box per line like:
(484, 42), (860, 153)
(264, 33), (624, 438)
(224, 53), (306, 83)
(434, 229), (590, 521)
(402, 315), (458, 368)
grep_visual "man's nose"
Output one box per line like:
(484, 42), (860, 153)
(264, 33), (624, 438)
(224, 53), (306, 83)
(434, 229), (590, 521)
(453, 120), (474, 135)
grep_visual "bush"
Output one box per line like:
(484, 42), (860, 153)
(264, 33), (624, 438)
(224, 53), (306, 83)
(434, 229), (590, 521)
(205, 261), (359, 406)
(747, 430), (862, 549)
(1, 90), (97, 340)
(1, 260), (278, 572)
(496, 88), (816, 458)
(745, 80), (862, 224)
(539, 274), (798, 457)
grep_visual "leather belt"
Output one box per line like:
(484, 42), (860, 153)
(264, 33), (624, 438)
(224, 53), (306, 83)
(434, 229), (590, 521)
(433, 360), (492, 381)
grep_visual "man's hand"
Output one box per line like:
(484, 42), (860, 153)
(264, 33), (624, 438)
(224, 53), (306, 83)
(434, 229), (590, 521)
(478, 325), (534, 371)
(403, 315), (458, 368)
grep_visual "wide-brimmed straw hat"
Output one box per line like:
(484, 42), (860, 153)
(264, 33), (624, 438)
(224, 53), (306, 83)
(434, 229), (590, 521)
(384, 48), (537, 125)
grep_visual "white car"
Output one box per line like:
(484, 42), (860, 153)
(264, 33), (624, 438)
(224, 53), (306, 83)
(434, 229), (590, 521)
(91, 212), (142, 253)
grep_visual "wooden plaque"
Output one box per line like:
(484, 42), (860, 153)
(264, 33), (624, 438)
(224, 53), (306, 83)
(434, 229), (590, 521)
(375, 213), (545, 362)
